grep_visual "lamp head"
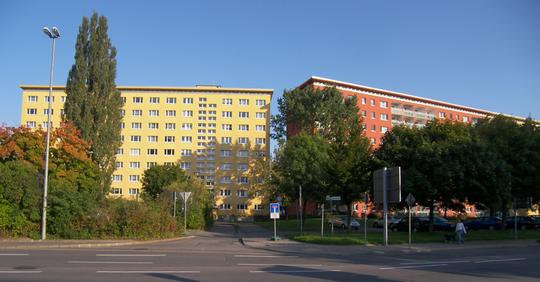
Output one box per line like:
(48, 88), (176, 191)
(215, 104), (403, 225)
(51, 27), (60, 38)
(42, 27), (53, 38)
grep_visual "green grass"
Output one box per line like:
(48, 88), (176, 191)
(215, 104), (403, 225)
(254, 218), (540, 245)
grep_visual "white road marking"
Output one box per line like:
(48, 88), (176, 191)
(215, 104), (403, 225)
(250, 270), (341, 273)
(0, 270), (42, 274)
(69, 261), (153, 264)
(380, 264), (448, 270)
(238, 263), (323, 267)
(475, 258), (526, 264)
(96, 270), (200, 274)
(96, 254), (166, 257)
(234, 255), (298, 258)
(400, 260), (471, 265)
(0, 254), (29, 256)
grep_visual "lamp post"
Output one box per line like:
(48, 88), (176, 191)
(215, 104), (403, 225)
(41, 26), (60, 240)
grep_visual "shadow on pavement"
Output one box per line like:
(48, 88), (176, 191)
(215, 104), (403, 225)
(145, 273), (199, 282)
(257, 265), (398, 282)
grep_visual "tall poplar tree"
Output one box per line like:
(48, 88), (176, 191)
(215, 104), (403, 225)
(64, 12), (123, 195)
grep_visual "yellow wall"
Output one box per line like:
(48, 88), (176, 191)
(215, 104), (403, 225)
(20, 85), (272, 219)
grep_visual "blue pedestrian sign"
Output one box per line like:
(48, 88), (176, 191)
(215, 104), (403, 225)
(270, 203), (280, 219)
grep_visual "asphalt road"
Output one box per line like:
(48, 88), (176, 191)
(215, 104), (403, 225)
(1, 222), (539, 282)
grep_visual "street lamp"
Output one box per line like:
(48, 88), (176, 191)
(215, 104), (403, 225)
(41, 26), (60, 240)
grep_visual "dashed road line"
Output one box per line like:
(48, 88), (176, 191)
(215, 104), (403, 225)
(400, 260), (471, 265)
(0, 254), (29, 256)
(0, 270), (42, 274)
(475, 258), (526, 264)
(380, 264), (448, 270)
(96, 270), (200, 274)
(234, 255), (298, 258)
(238, 263), (322, 267)
(69, 260), (153, 264)
(250, 270), (341, 274)
(96, 254), (166, 257)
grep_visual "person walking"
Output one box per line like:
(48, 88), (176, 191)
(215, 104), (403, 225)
(455, 219), (467, 244)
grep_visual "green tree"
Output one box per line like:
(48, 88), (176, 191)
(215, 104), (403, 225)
(141, 165), (188, 200)
(64, 12), (123, 195)
(163, 180), (214, 230)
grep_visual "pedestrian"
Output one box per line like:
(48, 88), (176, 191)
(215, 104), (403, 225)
(455, 219), (467, 244)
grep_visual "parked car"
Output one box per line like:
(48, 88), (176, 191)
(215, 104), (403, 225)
(373, 215), (403, 228)
(504, 216), (539, 230)
(464, 216), (503, 231)
(391, 216), (454, 232)
(328, 215), (360, 230)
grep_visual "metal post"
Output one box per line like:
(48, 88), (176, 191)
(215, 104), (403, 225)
(408, 204), (412, 246)
(364, 203), (367, 244)
(321, 203), (324, 237)
(184, 195), (188, 233)
(274, 218), (277, 240)
(41, 36), (56, 241)
(299, 185), (303, 234)
(330, 198), (334, 234)
(173, 191), (177, 217)
(383, 167), (388, 246)
(514, 209), (517, 240)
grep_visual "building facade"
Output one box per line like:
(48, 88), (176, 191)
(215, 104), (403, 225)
(20, 84), (272, 219)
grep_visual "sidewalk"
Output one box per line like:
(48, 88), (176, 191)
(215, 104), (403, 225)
(236, 222), (540, 255)
(0, 236), (191, 250)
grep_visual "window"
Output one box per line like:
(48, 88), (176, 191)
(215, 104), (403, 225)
(255, 138), (266, 145)
(380, 114), (388, 121)
(238, 177), (249, 184)
(238, 137), (249, 145)
(221, 137), (232, 144)
(61, 96), (66, 103)
(129, 175), (140, 182)
(112, 175), (122, 182)
(182, 123), (192, 130)
(370, 138), (376, 145)
(380, 101), (388, 108)
(183, 110), (193, 117)
(165, 123), (176, 130)
(439, 112), (446, 118)
(255, 125), (265, 131)
(27, 96), (38, 102)
(361, 97), (366, 105)
(120, 123), (125, 129)
(180, 162), (191, 169)
(26, 121), (36, 128)
(165, 110), (176, 117)
(381, 126), (388, 133)
(198, 116), (206, 121)
(166, 97), (176, 104)
(183, 97), (193, 104)
(122, 97), (127, 103)
(198, 110), (207, 115)
(237, 163), (248, 171)
(209, 103), (217, 108)
(42, 121), (52, 129)
(220, 176), (232, 184)
(239, 99), (249, 105)
(116, 148), (124, 155)
(133, 97), (143, 103)
(361, 110), (367, 117)
(131, 122), (142, 129)
(198, 124), (206, 129)
(43, 109), (53, 115)
(221, 150), (232, 157)
(239, 124), (249, 131)
(238, 150), (249, 157)
(371, 125), (376, 132)
(237, 204), (248, 210)
(221, 163), (232, 170)
(132, 110), (142, 116)
(209, 110), (216, 115)
(120, 110), (125, 117)
(128, 188), (139, 195)
(199, 104), (206, 108)
(181, 149), (192, 156)
(164, 136), (175, 143)
(149, 110), (159, 117)
(239, 112), (249, 118)
(115, 162), (123, 169)
(112, 188), (122, 195)
(130, 148), (141, 156)
(129, 162), (140, 169)
(44, 96), (54, 103)
(254, 151), (266, 158)
(197, 136), (206, 141)
(222, 111), (232, 118)
(147, 136), (158, 142)
(371, 112), (376, 119)
(130, 135), (141, 142)
(222, 98), (233, 105)
(208, 123), (216, 128)
(370, 99), (375, 106)
(256, 112), (266, 119)
(182, 136), (192, 143)
(148, 122), (159, 129)
(164, 149), (175, 156)
(147, 148), (158, 156)
(254, 204), (263, 211)
(222, 124), (232, 131)
(198, 97), (207, 102)
(147, 162), (157, 169)
(237, 190), (248, 197)
(27, 108), (37, 115)
(219, 203), (231, 210)
(149, 97), (160, 104)
(256, 99), (266, 106)
(463, 116), (469, 122)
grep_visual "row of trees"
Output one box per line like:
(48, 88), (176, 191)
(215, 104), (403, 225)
(271, 86), (540, 231)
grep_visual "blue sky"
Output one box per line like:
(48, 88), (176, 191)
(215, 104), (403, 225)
(1, 0), (539, 128)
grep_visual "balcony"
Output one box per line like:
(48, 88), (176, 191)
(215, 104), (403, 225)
(391, 107), (404, 116)
(404, 109), (416, 118)
(415, 111), (427, 120)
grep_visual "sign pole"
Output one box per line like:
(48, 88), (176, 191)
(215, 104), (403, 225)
(408, 204), (412, 246)
(383, 167), (388, 246)
(514, 208), (518, 240)
(299, 185), (303, 234)
(321, 203), (324, 237)
(364, 193), (368, 244)
(184, 194), (188, 233)
(173, 191), (177, 217)
(274, 217), (277, 240)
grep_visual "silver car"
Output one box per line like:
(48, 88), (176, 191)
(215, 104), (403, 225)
(328, 215), (360, 230)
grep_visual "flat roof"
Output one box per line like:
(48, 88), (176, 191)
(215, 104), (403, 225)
(20, 84), (274, 95)
(300, 76), (532, 121)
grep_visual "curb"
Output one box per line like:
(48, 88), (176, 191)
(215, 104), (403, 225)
(0, 236), (195, 250)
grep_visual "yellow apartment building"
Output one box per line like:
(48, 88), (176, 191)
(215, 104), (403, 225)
(20, 84), (272, 219)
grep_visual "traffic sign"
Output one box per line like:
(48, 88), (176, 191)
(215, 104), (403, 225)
(270, 203), (280, 219)
(373, 167), (402, 204)
(405, 193), (415, 207)
(325, 196), (341, 201)
(178, 192), (192, 201)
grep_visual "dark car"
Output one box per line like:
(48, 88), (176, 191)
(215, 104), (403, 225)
(465, 216), (503, 231)
(505, 216), (538, 230)
(392, 216), (454, 232)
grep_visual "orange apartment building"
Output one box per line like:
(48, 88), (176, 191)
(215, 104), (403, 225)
(295, 76), (528, 218)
